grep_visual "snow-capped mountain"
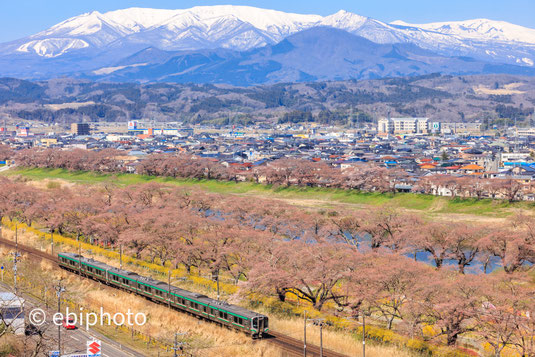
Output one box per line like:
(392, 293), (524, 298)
(7, 11), (132, 58)
(391, 18), (535, 66)
(0, 5), (534, 82)
(391, 18), (535, 45)
(4, 6), (323, 57)
(3, 6), (535, 58)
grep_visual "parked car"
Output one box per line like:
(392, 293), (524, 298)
(62, 317), (76, 330)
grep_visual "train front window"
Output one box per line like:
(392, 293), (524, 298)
(264, 318), (268, 328)
(252, 317), (258, 329)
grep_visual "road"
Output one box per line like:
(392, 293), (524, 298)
(0, 281), (144, 357)
(61, 326), (143, 357)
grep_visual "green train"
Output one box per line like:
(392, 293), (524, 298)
(58, 252), (269, 338)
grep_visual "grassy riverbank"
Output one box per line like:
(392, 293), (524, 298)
(5, 167), (530, 217)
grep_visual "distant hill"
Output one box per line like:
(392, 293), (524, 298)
(0, 74), (534, 124)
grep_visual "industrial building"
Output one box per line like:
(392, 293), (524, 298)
(440, 122), (482, 134)
(0, 291), (25, 335)
(126, 120), (193, 137)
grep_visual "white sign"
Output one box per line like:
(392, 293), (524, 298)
(127, 121), (138, 130)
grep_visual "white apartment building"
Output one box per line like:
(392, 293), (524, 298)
(440, 122), (482, 134)
(516, 128), (535, 137)
(378, 118), (429, 135)
(500, 152), (532, 163)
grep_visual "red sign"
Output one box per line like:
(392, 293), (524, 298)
(87, 340), (101, 356)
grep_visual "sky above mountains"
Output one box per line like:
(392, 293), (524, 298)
(1, 0), (534, 43)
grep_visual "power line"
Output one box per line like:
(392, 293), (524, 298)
(55, 280), (66, 355)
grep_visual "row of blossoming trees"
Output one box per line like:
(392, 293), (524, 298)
(10, 146), (535, 201)
(1, 176), (534, 354)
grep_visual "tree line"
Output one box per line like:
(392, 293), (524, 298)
(10, 147), (535, 202)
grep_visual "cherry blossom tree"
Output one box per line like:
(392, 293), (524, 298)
(420, 273), (481, 346)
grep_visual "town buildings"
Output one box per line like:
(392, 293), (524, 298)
(3, 117), (535, 201)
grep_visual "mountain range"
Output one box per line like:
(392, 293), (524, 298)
(1, 5), (535, 85)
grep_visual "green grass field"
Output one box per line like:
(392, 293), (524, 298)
(5, 167), (532, 216)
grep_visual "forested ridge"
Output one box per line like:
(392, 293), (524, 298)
(0, 74), (534, 124)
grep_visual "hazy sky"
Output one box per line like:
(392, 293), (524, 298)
(1, 0), (534, 42)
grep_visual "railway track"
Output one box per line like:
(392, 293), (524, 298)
(266, 330), (348, 357)
(0, 236), (349, 357)
(0, 236), (58, 263)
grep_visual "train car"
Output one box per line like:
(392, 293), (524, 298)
(57, 252), (269, 338)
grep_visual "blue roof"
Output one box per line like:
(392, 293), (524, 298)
(128, 150), (146, 156)
(504, 162), (529, 166)
(345, 158), (367, 162)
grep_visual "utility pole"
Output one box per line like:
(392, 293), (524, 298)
(55, 281), (65, 355)
(174, 332), (178, 357)
(362, 313), (366, 357)
(217, 274), (221, 300)
(319, 322), (323, 357)
(11, 251), (20, 294)
(51, 231), (54, 255)
(515, 116), (518, 152)
(310, 318), (325, 357)
(212, 270), (220, 300)
(119, 245), (123, 269)
(216, 276), (220, 301)
(172, 332), (187, 357)
(12, 223), (20, 294)
(168, 270), (171, 309)
(303, 310), (307, 357)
